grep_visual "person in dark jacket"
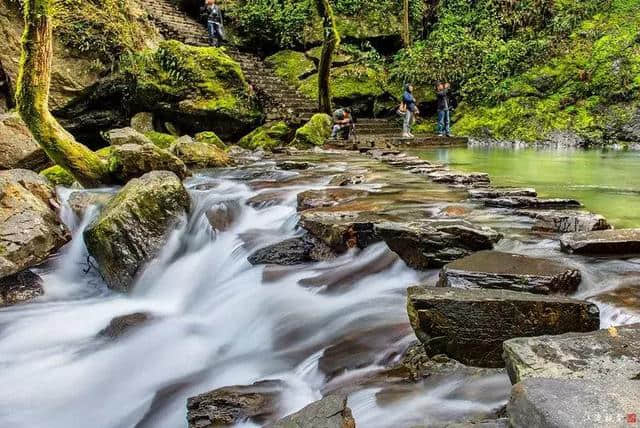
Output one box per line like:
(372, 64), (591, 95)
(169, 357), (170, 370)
(201, 0), (224, 47)
(402, 84), (419, 138)
(436, 82), (452, 137)
(331, 107), (355, 139)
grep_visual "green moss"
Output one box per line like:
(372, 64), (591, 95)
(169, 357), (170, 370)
(144, 131), (177, 149)
(41, 165), (76, 187)
(171, 141), (230, 168)
(195, 131), (226, 149)
(237, 122), (292, 150)
(293, 114), (332, 147)
(266, 50), (316, 87)
(95, 147), (114, 159)
(299, 63), (387, 101)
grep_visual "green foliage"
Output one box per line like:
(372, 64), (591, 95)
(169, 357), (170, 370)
(293, 113), (331, 146)
(299, 63), (387, 100)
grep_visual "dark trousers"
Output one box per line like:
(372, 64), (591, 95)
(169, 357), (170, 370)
(207, 21), (221, 46)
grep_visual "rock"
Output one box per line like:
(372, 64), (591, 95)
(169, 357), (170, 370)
(328, 174), (365, 186)
(468, 188), (537, 199)
(376, 220), (502, 270)
(98, 312), (151, 339)
(0, 270), (44, 307)
(206, 200), (242, 232)
(83, 171), (190, 292)
(544, 130), (587, 148)
(104, 127), (154, 146)
(297, 188), (369, 211)
(589, 286), (640, 315)
(482, 196), (581, 209)
(427, 170), (490, 185)
(130, 112), (154, 134)
(0, 113), (50, 171)
(195, 131), (226, 149)
(507, 378), (640, 428)
(560, 229), (640, 255)
(277, 161), (314, 171)
(68, 191), (113, 218)
(40, 165), (76, 187)
(170, 136), (231, 169)
(436, 251), (581, 294)
(268, 394), (355, 428)
(107, 143), (189, 182)
(299, 210), (382, 253)
(443, 420), (509, 428)
(502, 323), (640, 384)
(187, 380), (283, 427)
(293, 113), (332, 147)
(407, 286), (600, 368)
(0, 170), (69, 278)
(516, 210), (611, 233)
(248, 234), (335, 265)
(238, 122), (292, 151)
(619, 108), (640, 141)
(246, 190), (289, 208)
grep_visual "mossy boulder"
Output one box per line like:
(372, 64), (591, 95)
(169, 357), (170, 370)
(84, 171), (190, 292)
(265, 50), (316, 87)
(144, 131), (177, 149)
(195, 131), (225, 149)
(170, 136), (231, 168)
(41, 165), (76, 187)
(293, 114), (332, 147)
(107, 144), (189, 183)
(238, 122), (292, 150)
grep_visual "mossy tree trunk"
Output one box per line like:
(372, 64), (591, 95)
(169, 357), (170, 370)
(16, 0), (112, 187)
(402, 0), (411, 47)
(314, 0), (340, 114)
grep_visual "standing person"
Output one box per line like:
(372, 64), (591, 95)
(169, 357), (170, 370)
(402, 84), (419, 138)
(202, 0), (224, 47)
(436, 82), (452, 137)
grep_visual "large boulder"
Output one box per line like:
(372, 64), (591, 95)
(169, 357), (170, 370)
(560, 229), (640, 255)
(170, 136), (231, 168)
(436, 251), (581, 294)
(269, 394), (355, 428)
(376, 220), (502, 269)
(515, 209), (611, 233)
(0, 113), (50, 171)
(293, 114), (332, 147)
(238, 122), (292, 151)
(502, 324), (640, 384)
(0, 270), (44, 307)
(186, 380), (283, 427)
(407, 286), (600, 368)
(83, 171), (190, 291)
(104, 127), (153, 146)
(107, 143), (189, 182)
(0, 169), (69, 278)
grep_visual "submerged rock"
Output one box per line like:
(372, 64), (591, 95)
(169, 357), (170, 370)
(170, 136), (231, 168)
(268, 394), (355, 428)
(104, 127), (153, 146)
(84, 171), (190, 292)
(507, 378), (640, 428)
(246, 190), (289, 209)
(560, 228), (640, 255)
(437, 251), (581, 294)
(186, 380), (283, 427)
(502, 323), (640, 384)
(407, 286), (600, 368)
(328, 174), (365, 186)
(589, 285), (640, 315)
(68, 191), (113, 218)
(248, 234), (335, 265)
(206, 200), (242, 232)
(482, 196), (581, 209)
(107, 143), (189, 182)
(98, 312), (151, 339)
(297, 188), (369, 211)
(376, 220), (502, 269)
(0, 270), (43, 307)
(468, 188), (537, 199)
(0, 113), (49, 171)
(277, 161), (314, 171)
(516, 209), (611, 233)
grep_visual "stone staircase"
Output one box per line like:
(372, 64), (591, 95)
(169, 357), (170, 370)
(141, 0), (317, 124)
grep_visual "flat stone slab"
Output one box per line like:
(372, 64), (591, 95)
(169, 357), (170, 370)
(508, 378), (640, 428)
(469, 188), (537, 199)
(269, 394), (355, 428)
(427, 170), (491, 185)
(296, 188), (369, 211)
(503, 323), (640, 384)
(482, 196), (581, 209)
(437, 250), (581, 294)
(516, 209), (611, 233)
(299, 210), (383, 253)
(560, 228), (640, 255)
(376, 220), (502, 269)
(407, 287), (600, 368)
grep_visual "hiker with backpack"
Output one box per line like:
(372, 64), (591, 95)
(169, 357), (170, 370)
(201, 0), (224, 47)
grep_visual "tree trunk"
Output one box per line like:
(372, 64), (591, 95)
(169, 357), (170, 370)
(314, 0), (340, 114)
(402, 0), (411, 47)
(16, 0), (111, 187)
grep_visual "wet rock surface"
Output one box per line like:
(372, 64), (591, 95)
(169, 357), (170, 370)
(297, 188), (370, 211)
(0, 270), (43, 307)
(515, 209), (611, 233)
(98, 312), (151, 339)
(299, 210), (383, 253)
(268, 394), (355, 428)
(246, 190), (289, 208)
(276, 161), (314, 170)
(436, 251), (581, 294)
(68, 191), (113, 219)
(248, 234), (336, 265)
(170, 136), (230, 168)
(407, 286), (600, 368)
(206, 200), (242, 232)
(481, 196), (581, 209)
(328, 173), (365, 186)
(0, 113), (50, 171)
(560, 228), (640, 255)
(502, 323), (640, 384)
(468, 188), (537, 199)
(186, 380), (283, 427)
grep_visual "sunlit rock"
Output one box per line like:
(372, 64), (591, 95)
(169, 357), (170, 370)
(560, 228), (640, 255)
(269, 394), (355, 428)
(516, 209), (611, 233)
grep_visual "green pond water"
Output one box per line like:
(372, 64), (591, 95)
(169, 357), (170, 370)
(414, 147), (640, 228)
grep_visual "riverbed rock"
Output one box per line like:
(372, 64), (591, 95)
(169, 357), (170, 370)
(0, 113), (49, 171)
(297, 188), (369, 211)
(468, 188), (537, 199)
(502, 323), (640, 384)
(507, 378), (640, 428)
(515, 210), (611, 233)
(105, 127), (153, 146)
(107, 143), (189, 182)
(293, 113), (332, 147)
(98, 312), (151, 339)
(68, 191), (114, 218)
(407, 286), (600, 368)
(187, 380), (283, 427)
(84, 171), (190, 292)
(328, 174), (365, 186)
(482, 196), (581, 209)
(206, 200), (242, 232)
(246, 190), (289, 208)
(248, 234), (335, 265)
(277, 161), (314, 171)
(170, 136), (231, 168)
(299, 210), (382, 253)
(130, 112), (154, 134)
(560, 229), (640, 255)
(427, 170), (490, 186)
(268, 394), (355, 428)
(589, 286), (640, 316)
(436, 251), (581, 294)
(0, 270), (44, 307)
(376, 220), (502, 269)
(0, 170), (69, 278)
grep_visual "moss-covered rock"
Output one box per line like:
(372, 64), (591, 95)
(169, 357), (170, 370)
(144, 131), (177, 149)
(195, 131), (225, 149)
(84, 171), (190, 292)
(107, 144), (189, 183)
(41, 165), (77, 187)
(293, 114), (332, 147)
(171, 136), (231, 168)
(265, 50), (316, 87)
(238, 122), (292, 150)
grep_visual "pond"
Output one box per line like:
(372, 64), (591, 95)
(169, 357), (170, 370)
(413, 146), (640, 228)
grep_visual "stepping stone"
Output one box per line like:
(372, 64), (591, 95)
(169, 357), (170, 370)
(560, 228), (640, 255)
(299, 210), (383, 253)
(502, 323), (640, 383)
(468, 188), (537, 199)
(407, 286), (600, 368)
(515, 209), (611, 233)
(483, 196), (581, 209)
(427, 170), (491, 185)
(437, 250), (581, 294)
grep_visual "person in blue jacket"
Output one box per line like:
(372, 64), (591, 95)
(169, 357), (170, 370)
(402, 84), (419, 138)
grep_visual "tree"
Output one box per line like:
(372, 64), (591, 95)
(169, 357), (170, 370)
(402, 0), (411, 47)
(314, 0), (340, 114)
(16, 0), (112, 187)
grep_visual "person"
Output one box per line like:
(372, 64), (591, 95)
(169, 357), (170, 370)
(436, 82), (452, 137)
(201, 0), (224, 47)
(331, 107), (355, 140)
(402, 84), (418, 138)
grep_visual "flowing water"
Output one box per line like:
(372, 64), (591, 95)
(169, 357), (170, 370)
(0, 151), (638, 427)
